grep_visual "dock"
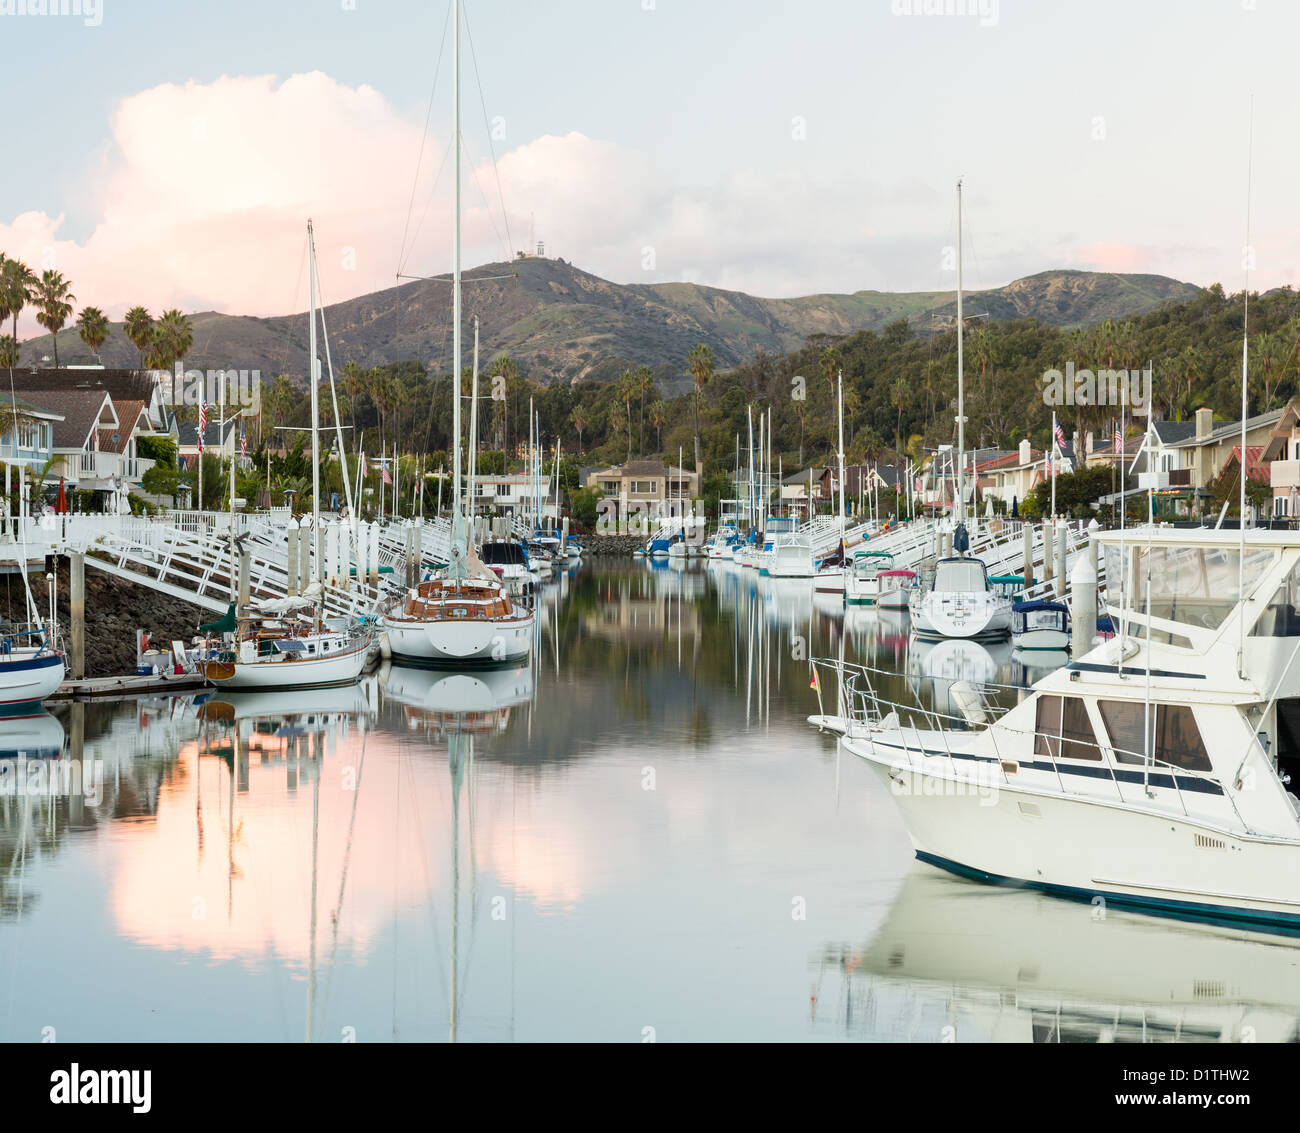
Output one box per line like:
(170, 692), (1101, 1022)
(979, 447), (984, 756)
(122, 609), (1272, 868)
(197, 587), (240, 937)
(48, 672), (209, 700)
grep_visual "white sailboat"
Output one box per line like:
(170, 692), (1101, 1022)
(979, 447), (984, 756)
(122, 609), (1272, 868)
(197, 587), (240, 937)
(813, 370), (849, 595)
(380, 3), (534, 668)
(199, 223), (372, 691)
(908, 181), (1009, 641)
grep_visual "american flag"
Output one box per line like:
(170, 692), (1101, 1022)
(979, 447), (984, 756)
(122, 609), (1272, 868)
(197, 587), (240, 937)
(381, 461), (393, 486)
(360, 452), (368, 477)
(1114, 423), (1123, 452)
(1053, 420), (1067, 452)
(240, 426), (247, 458)
(197, 400), (207, 453)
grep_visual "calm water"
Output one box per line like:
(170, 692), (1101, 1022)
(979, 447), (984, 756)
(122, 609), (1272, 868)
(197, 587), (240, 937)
(2, 561), (1298, 1043)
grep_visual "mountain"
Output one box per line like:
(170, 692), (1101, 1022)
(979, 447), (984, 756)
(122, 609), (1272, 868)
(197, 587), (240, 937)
(20, 259), (1202, 393)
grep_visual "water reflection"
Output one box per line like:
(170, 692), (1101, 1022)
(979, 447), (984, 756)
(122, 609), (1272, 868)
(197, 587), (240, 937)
(814, 865), (1300, 1042)
(0, 560), (1283, 1042)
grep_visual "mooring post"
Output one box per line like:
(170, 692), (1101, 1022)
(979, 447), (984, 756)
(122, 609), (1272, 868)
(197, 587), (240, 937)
(286, 521), (299, 597)
(1022, 520), (1033, 587)
(70, 551), (85, 681)
(1043, 520), (1054, 583)
(1070, 538), (1097, 659)
(1055, 519), (1068, 599)
(238, 549), (250, 608)
(299, 519), (311, 590)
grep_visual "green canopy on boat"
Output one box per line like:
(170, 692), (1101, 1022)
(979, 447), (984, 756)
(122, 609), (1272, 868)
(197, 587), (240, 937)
(199, 603), (238, 635)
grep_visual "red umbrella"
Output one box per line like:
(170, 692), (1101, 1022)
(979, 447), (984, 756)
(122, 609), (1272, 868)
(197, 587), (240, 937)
(55, 477), (67, 514)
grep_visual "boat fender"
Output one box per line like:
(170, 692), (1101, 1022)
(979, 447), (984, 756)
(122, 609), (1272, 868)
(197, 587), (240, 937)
(378, 631), (392, 661)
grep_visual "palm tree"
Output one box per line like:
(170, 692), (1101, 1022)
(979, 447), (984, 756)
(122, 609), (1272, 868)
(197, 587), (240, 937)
(892, 378), (909, 462)
(0, 255), (36, 369)
(616, 369), (636, 461)
(0, 336), (16, 368)
(633, 364), (655, 454)
(648, 400), (666, 452)
(686, 343), (716, 483)
(76, 306), (110, 360)
(570, 407), (587, 454)
(146, 308), (193, 371)
(33, 270), (75, 367)
(489, 354), (519, 452)
(124, 307), (154, 368)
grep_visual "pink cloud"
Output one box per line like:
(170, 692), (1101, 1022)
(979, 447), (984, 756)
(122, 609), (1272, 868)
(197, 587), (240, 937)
(1072, 241), (1152, 274)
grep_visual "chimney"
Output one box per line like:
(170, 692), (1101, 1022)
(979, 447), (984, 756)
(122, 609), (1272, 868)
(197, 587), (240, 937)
(1085, 430), (1094, 455)
(1019, 438), (1031, 466)
(1195, 407), (1213, 440)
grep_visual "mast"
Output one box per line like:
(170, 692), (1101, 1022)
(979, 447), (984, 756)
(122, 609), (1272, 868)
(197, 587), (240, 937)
(468, 318), (479, 531)
(448, 0), (465, 579)
(836, 369), (846, 546)
(308, 219), (321, 583)
(747, 406), (754, 535)
(955, 178), (965, 526)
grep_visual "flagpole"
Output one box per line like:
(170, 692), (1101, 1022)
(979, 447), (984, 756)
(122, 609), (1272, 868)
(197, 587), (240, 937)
(1051, 410), (1058, 521)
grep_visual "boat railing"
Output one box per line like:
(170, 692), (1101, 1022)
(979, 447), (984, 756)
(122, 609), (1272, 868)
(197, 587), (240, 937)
(809, 657), (1240, 823)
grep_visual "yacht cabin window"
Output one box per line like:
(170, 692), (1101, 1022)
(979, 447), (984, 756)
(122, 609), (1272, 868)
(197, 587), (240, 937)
(1035, 695), (1101, 762)
(1251, 559), (1300, 637)
(1104, 545), (1275, 631)
(1097, 700), (1212, 772)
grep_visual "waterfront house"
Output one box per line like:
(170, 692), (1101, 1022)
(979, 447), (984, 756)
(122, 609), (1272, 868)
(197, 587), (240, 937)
(8, 387), (121, 492)
(583, 459), (699, 525)
(0, 394), (63, 482)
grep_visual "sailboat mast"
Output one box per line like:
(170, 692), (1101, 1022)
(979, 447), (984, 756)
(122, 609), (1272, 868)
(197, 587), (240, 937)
(836, 369), (845, 540)
(955, 178), (965, 525)
(468, 318), (479, 528)
(309, 220), (321, 582)
(450, 0), (463, 568)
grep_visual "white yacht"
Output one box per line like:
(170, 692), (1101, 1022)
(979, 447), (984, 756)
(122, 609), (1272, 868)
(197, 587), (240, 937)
(844, 550), (893, 605)
(812, 527), (1300, 934)
(909, 555), (1012, 641)
(764, 532), (817, 578)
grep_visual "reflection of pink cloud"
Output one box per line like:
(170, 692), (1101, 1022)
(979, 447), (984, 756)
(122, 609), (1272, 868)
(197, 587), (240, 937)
(1073, 241), (1151, 273)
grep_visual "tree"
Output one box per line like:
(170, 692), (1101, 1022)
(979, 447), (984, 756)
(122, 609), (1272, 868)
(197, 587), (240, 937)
(147, 309), (193, 370)
(686, 343), (716, 484)
(633, 364), (655, 454)
(124, 306), (154, 368)
(0, 336), (16, 368)
(648, 400), (666, 452)
(570, 407), (587, 453)
(32, 269), (75, 367)
(0, 255), (36, 369)
(616, 369), (636, 461)
(76, 306), (110, 359)
(1209, 452), (1271, 518)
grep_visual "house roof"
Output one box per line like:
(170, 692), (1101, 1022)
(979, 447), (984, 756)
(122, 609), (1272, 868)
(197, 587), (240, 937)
(781, 467), (832, 486)
(1152, 419), (1198, 445)
(1171, 408), (1285, 448)
(9, 388), (116, 450)
(97, 400), (149, 454)
(11, 367), (159, 406)
(1223, 444), (1268, 480)
(0, 394), (64, 423)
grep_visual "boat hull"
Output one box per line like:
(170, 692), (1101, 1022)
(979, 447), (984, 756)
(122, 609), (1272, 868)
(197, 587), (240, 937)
(857, 748), (1300, 931)
(202, 643), (370, 690)
(0, 652), (65, 711)
(383, 611), (535, 666)
(1011, 628), (1070, 650)
(910, 595), (1011, 640)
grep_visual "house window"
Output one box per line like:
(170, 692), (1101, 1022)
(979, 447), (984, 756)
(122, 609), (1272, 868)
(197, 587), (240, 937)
(600, 480), (619, 494)
(630, 480), (656, 494)
(1034, 694), (1101, 761)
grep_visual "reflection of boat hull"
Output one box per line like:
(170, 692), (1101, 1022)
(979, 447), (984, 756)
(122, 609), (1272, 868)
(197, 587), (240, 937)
(0, 651), (66, 712)
(200, 683), (372, 722)
(844, 865), (1300, 1042)
(0, 709), (64, 757)
(813, 568), (845, 594)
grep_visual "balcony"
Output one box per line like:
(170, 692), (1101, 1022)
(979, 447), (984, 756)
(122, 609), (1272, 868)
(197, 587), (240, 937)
(1137, 472), (1169, 491)
(1168, 468), (1193, 488)
(1273, 459), (1300, 490)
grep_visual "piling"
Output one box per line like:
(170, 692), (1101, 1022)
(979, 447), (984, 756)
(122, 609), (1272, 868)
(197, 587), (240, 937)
(1070, 539), (1097, 659)
(70, 551), (85, 681)
(1022, 521), (1033, 587)
(1055, 520), (1068, 599)
(1043, 520), (1054, 584)
(287, 522), (299, 597)
(238, 549), (250, 607)
(299, 521), (311, 590)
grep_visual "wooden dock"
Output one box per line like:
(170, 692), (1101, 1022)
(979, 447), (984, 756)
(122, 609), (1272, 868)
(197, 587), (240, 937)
(49, 672), (209, 700)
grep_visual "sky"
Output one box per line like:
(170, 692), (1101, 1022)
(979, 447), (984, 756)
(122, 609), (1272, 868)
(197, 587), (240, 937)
(2, 0), (1297, 336)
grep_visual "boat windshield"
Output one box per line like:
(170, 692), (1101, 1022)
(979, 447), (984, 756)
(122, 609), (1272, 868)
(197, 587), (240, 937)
(1106, 544), (1275, 631)
(481, 543), (528, 566)
(932, 559), (987, 593)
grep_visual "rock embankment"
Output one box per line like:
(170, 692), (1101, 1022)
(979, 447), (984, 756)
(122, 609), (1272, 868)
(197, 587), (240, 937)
(581, 535), (645, 557)
(0, 558), (212, 678)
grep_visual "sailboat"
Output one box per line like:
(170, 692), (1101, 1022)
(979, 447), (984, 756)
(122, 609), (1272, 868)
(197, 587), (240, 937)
(198, 222), (373, 691)
(380, 7), (534, 668)
(908, 181), (1010, 641)
(814, 370), (849, 595)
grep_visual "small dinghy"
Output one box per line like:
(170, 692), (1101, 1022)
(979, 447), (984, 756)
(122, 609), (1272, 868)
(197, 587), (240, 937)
(1011, 598), (1071, 651)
